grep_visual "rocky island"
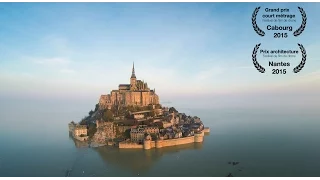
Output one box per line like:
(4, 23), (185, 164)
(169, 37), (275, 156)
(68, 63), (210, 150)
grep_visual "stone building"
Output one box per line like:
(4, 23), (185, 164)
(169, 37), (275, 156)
(130, 126), (146, 143)
(130, 110), (152, 120)
(145, 126), (159, 134)
(68, 121), (88, 141)
(99, 63), (160, 109)
(129, 125), (159, 142)
(194, 117), (201, 123)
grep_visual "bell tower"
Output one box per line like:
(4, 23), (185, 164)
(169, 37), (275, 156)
(130, 62), (137, 91)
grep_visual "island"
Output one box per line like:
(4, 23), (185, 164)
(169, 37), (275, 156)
(68, 63), (210, 150)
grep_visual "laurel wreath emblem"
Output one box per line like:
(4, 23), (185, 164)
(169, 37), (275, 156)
(293, 43), (307, 73)
(252, 7), (265, 37)
(293, 7), (307, 37)
(252, 43), (265, 73)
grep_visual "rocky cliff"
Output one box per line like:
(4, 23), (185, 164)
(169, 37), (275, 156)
(91, 127), (107, 144)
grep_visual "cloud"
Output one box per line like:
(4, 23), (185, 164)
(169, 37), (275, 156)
(33, 57), (71, 66)
(296, 70), (320, 82)
(0, 70), (98, 100)
(236, 66), (254, 69)
(42, 35), (71, 55)
(60, 68), (76, 74)
(15, 56), (76, 76)
(194, 65), (255, 81)
(195, 66), (225, 80)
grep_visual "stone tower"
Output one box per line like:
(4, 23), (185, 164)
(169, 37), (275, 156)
(130, 62), (137, 91)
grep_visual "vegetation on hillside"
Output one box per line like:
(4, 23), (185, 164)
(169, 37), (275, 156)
(149, 110), (155, 117)
(106, 104), (163, 118)
(87, 123), (97, 138)
(155, 104), (162, 109)
(79, 118), (87, 125)
(150, 133), (157, 141)
(123, 129), (131, 139)
(169, 107), (178, 113)
(94, 103), (99, 111)
(76, 102), (166, 140)
(103, 109), (114, 122)
(126, 105), (152, 112)
(89, 110), (94, 116)
(76, 103), (101, 137)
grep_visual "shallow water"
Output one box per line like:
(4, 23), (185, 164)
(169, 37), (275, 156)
(0, 104), (319, 177)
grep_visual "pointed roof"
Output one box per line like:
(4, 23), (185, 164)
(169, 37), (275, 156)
(131, 62), (136, 78)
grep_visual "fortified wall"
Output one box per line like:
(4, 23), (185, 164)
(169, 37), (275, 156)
(118, 142), (144, 149)
(74, 135), (88, 141)
(68, 121), (88, 141)
(119, 131), (205, 150)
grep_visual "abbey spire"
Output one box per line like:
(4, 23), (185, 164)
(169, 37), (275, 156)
(131, 62), (136, 78)
(130, 62), (137, 91)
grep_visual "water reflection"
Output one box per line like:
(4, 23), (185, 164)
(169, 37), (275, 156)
(69, 132), (204, 175)
(69, 132), (89, 148)
(94, 142), (204, 174)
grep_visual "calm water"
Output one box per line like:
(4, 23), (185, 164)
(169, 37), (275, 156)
(0, 102), (320, 177)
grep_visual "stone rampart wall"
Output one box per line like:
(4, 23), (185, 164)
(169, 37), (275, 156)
(119, 142), (143, 149)
(161, 136), (194, 147)
(119, 132), (204, 149)
(74, 135), (88, 141)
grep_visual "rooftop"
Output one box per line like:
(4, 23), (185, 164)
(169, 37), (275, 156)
(119, 84), (130, 87)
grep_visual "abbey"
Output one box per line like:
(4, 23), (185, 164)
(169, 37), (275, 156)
(69, 62), (210, 148)
(99, 63), (160, 109)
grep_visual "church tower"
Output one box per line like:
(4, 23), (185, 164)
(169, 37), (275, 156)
(130, 62), (137, 91)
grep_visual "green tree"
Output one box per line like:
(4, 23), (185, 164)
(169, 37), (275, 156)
(147, 105), (153, 110)
(126, 105), (131, 111)
(155, 104), (162, 109)
(89, 110), (94, 116)
(111, 106), (116, 113)
(140, 106), (146, 111)
(125, 111), (132, 119)
(79, 119), (87, 125)
(88, 123), (97, 138)
(103, 110), (114, 122)
(124, 129), (131, 139)
(159, 124), (164, 129)
(119, 106), (127, 116)
(169, 107), (178, 113)
(150, 110), (155, 117)
(150, 133), (157, 141)
(112, 104), (125, 116)
(155, 110), (160, 117)
(127, 105), (136, 112)
(94, 104), (99, 111)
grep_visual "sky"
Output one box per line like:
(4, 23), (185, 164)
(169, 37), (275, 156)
(0, 2), (319, 110)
